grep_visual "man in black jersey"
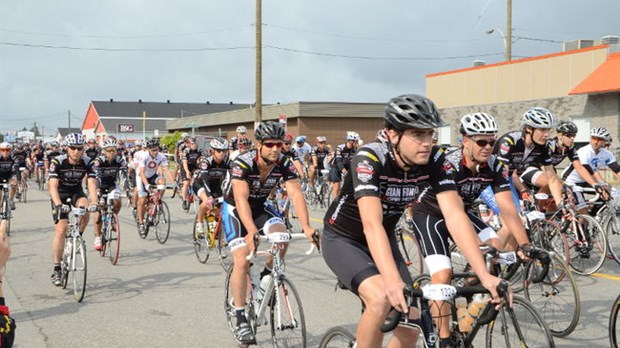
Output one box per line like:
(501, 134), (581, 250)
(0, 143), (18, 210)
(322, 95), (505, 348)
(90, 139), (127, 251)
(84, 138), (101, 161)
(328, 132), (358, 201)
(180, 137), (203, 211)
(228, 125), (253, 155)
(192, 137), (230, 234)
(222, 121), (315, 345)
(309, 136), (330, 186)
(48, 133), (98, 286)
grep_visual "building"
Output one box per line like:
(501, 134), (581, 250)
(80, 100), (250, 143)
(56, 127), (81, 142)
(166, 102), (386, 146)
(426, 38), (620, 146)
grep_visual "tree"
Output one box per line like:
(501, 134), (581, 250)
(30, 122), (41, 137)
(160, 132), (181, 153)
(0, 134), (3, 142)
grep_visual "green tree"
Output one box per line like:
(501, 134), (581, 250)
(160, 131), (181, 153)
(30, 122), (41, 136)
(0, 134), (4, 142)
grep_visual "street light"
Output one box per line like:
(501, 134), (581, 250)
(185, 123), (195, 136)
(486, 28), (511, 61)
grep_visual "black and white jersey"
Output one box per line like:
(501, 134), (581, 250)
(324, 142), (456, 244)
(547, 137), (579, 167)
(48, 154), (95, 193)
(193, 156), (231, 197)
(332, 143), (356, 171)
(311, 146), (330, 170)
(492, 131), (552, 175)
(84, 146), (101, 161)
(91, 155), (127, 189)
(0, 155), (18, 180)
(181, 148), (203, 172)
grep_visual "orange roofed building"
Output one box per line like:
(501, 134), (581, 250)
(426, 40), (620, 147)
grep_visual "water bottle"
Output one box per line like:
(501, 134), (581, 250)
(259, 273), (272, 299)
(455, 297), (472, 332)
(466, 294), (488, 325)
(251, 268), (262, 302)
(207, 214), (217, 232)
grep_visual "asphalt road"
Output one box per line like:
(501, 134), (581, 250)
(5, 187), (619, 347)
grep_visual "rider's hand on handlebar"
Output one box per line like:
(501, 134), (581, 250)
(244, 231), (258, 254)
(384, 278), (408, 314)
(480, 275), (512, 310)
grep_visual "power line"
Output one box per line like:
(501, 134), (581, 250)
(0, 41), (254, 52)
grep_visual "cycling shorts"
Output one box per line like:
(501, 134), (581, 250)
(520, 166), (544, 189)
(321, 227), (414, 296)
(51, 189), (87, 221)
(222, 201), (281, 244)
(137, 175), (160, 198)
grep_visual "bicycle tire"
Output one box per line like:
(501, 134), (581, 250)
(99, 213), (108, 257)
(224, 266), (257, 342)
(61, 241), (70, 289)
(154, 201), (171, 244)
(566, 214), (607, 275)
(72, 236), (87, 303)
(398, 227), (424, 277)
(108, 213), (121, 265)
(269, 277), (307, 347)
(22, 184), (27, 204)
(486, 295), (555, 347)
(2, 196), (11, 237)
(217, 223), (231, 271)
(610, 293), (620, 348)
(193, 218), (210, 264)
(602, 208), (620, 266)
(523, 253), (580, 337)
(531, 218), (570, 266)
(318, 326), (356, 348)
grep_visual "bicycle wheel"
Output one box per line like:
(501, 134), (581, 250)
(154, 201), (171, 244)
(108, 213), (121, 265)
(22, 184), (27, 203)
(217, 224), (231, 271)
(318, 326), (356, 348)
(269, 277), (306, 347)
(61, 241), (70, 289)
(399, 227), (424, 277)
(532, 219), (569, 266)
(566, 214), (607, 275)
(610, 293), (620, 348)
(523, 253), (580, 337)
(193, 218), (210, 264)
(72, 236), (87, 303)
(603, 209), (620, 265)
(486, 296), (555, 347)
(2, 197), (11, 237)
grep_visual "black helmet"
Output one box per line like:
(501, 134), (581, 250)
(384, 94), (447, 130)
(555, 120), (578, 135)
(146, 138), (160, 149)
(254, 121), (285, 142)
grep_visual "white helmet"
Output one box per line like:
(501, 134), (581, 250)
(64, 133), (85, 146)
(459, 113), (498, 135)
(236, 125), (247, 133)
(316, 136), (327, 143)
(346, 131), (360, 141)
(102, 138), (118, 149)
(522, 107), (554, 129)
(0, 142), (12, 150)
(590, 127), (611, 142)
(209, 137), (229, 151)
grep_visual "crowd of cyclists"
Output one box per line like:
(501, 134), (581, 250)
(0, 93), (619, 347)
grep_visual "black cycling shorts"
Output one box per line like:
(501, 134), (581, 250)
(222, 202), (280, 243)
(328, 167), (342, 183)
(321, 227), (413, 296)
(51, 189), (87, 221)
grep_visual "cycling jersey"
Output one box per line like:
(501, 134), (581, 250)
(131, 150), (148, 170)
(547, 137), (579, 167)
(181, 148), (203, 172)
(91, 155), (127, 189)
(84, 146), (101, 161)
(44, 150), (62, 162)
(12, 150), (28, 167)
(0, 155), (18, 181)
(281, 149), (299, 162)
(228, 137), (252, 152)
(139, 152), (168, 178)
(192, 156), (231, 198)
(492, 131), (552, 175)
(441, 148), (511, 210)
(324, 143), (456, 244)
(292, 143), (312, 164)
(332, 143), (356, 172)
(310, 146), (330, 170)
(48, 154), (95, 193)
(563, 145), (620, 184)
(223, 149), (299, 209)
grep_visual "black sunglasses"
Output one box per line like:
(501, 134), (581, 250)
(212, 149), (225, 153)
(473, 139), (496, 147)
(263, 142), (284, 149)
(68, 146), (84, 151)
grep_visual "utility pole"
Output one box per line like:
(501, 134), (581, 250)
(68, 110), (71, 129)
(506, 0), (512, 61)
(142, 111), (146, 140)
(255, 0), (262, 129)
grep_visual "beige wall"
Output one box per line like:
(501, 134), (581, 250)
(427, 46), (609, 108)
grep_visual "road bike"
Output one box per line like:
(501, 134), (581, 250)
(0, 182), (12, 236)
(98, 190), (121, 265)
(138, 184), (171, 244)
(610, 292), (620, 348)
(193, 197), (229, 268)
(583, 186), (620, 265)
(35, 161), (45, 191)
(319, 277), (554, 348)
(16, 168), (27, 204)
(224, 232), (309, 347)
(395, 209), (425, 277)
(60, 204), (88, 303)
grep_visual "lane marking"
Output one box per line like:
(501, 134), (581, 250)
(591, 272), (620, 281)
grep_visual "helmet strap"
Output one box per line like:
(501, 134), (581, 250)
(390, 132), (414, 170)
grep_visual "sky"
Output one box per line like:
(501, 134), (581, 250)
(1, 0), (619, 135)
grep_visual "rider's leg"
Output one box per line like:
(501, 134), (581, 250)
(76, 197), (90, 234)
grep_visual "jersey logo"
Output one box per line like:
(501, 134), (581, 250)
(355, 161), (373, 183)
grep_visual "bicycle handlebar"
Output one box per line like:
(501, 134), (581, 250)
(245, 232), (309, 260)
(380, 280), (510, 333)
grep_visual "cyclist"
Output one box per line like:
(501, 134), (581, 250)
(292, 135), (312, 174)
(228, 125), (253, 154)
(192, 137), (231, 234)
(44, 141), (62, 175)
(281, 133), (303, 175)
(136, 138), (175, 236)
(322, 95), (506, 348)
(0, 143), (18, 211)
(180, 136), (203, 211)
(174, 133), (189, 181)
(563, 126), (620, 213)
(491, 107), (564, 209)
(309, 136), (330, 187)
(11, 143), (30, 201)
(84, 138), (101, 161)
(127, 140), (145, 210)
(222, 121), (316, 345)
(90, 139), (127, 251)
(328, 131), (358, 201)
(48, 133), (98, 286)
(30, 142), (46, 186)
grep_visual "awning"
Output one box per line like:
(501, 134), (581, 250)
(569, 52), (620, 95)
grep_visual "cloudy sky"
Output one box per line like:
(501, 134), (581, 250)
(1, 0), (619, 134)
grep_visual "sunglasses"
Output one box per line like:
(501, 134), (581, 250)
(68, 146), (84, 151)
(473, 139), (496, 147)
(213, 149), (225, 153)
(563, 134), (576, 138)
(105, 148), (117, 153)
(262, 142), (284, 149)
